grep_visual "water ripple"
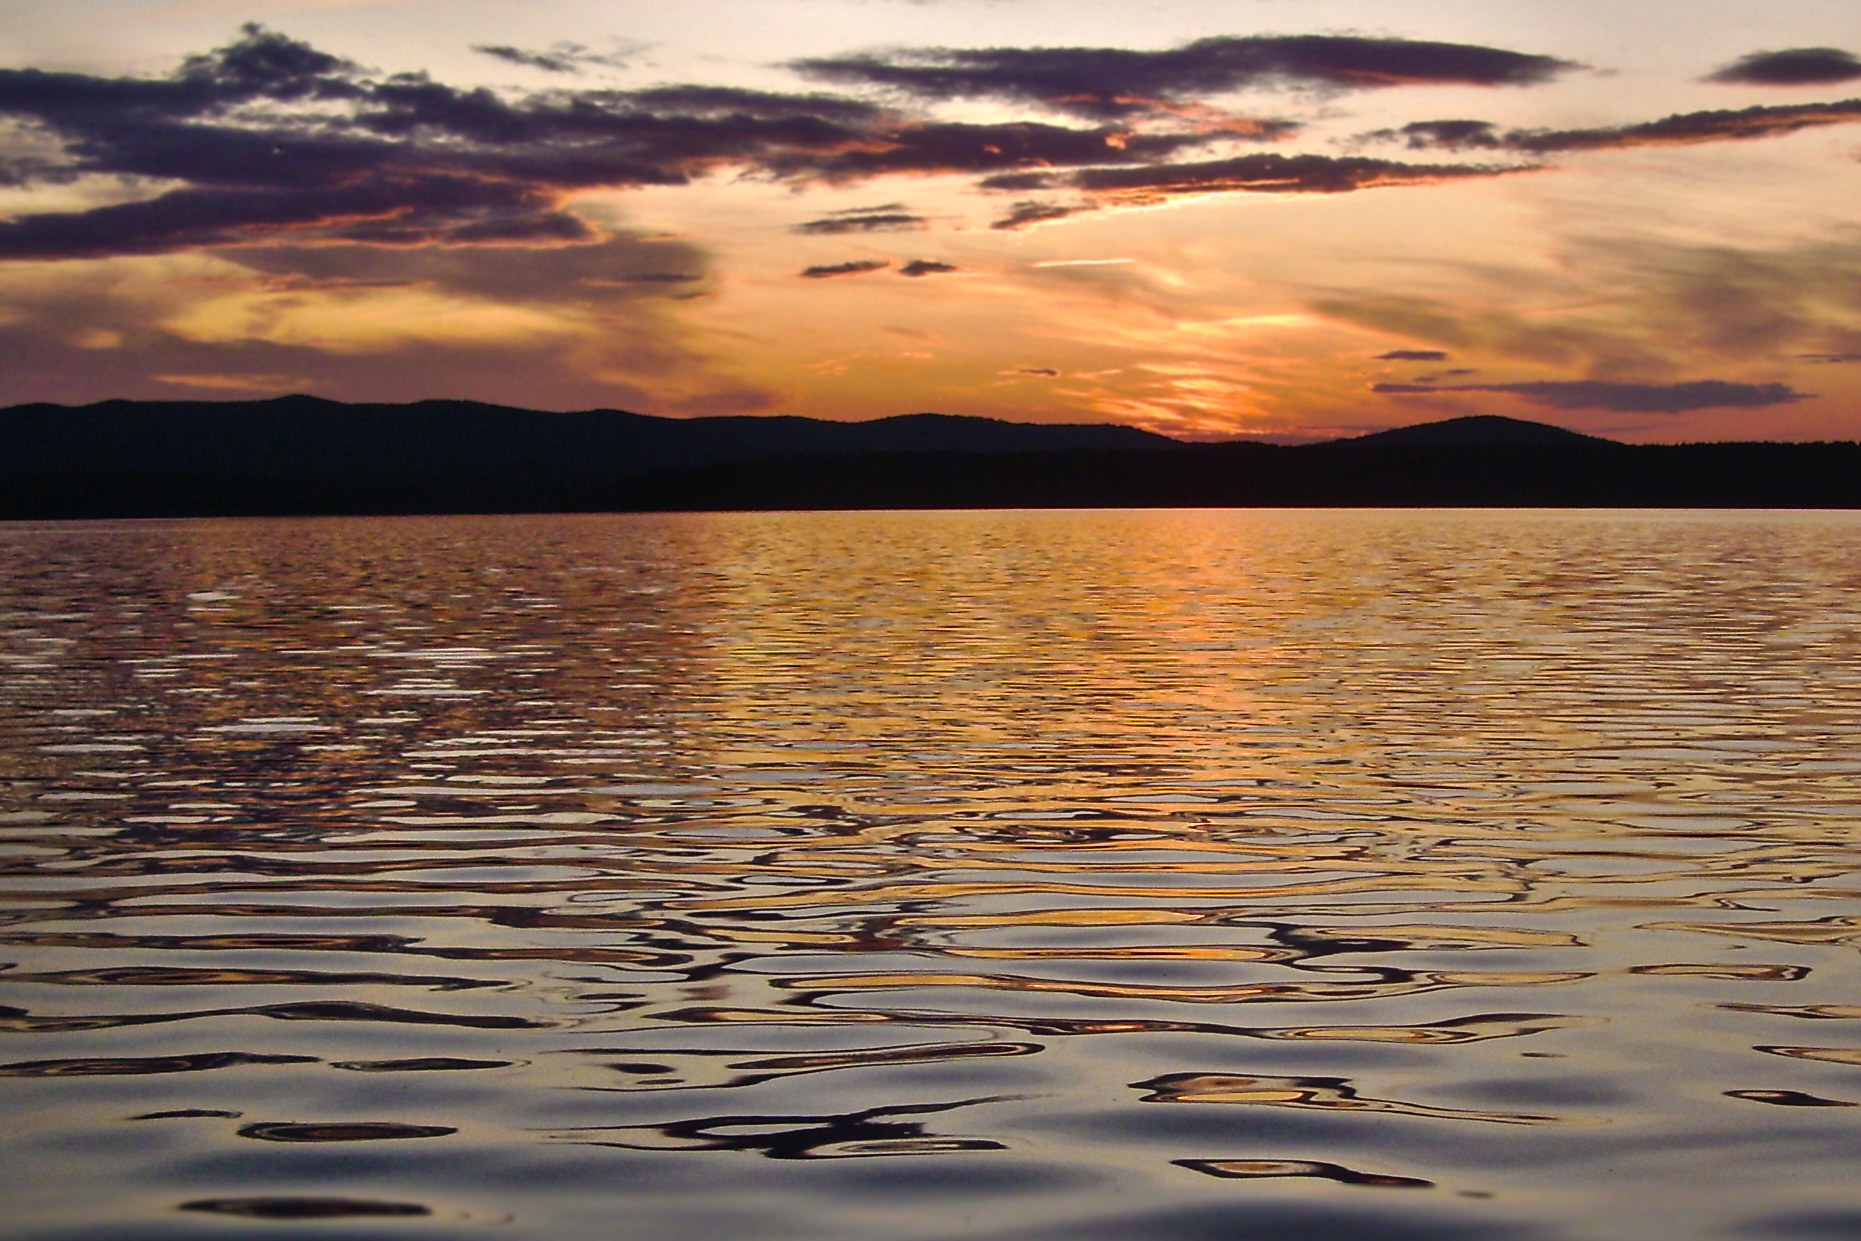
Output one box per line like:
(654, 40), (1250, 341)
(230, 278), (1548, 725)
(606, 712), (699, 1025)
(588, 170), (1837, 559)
(1, 510), (1859, 1239)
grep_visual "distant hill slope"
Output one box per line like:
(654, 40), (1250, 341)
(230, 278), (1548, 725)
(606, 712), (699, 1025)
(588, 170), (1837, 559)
(1323, 415), (1615, 448)
(0, 395), (1182, 482)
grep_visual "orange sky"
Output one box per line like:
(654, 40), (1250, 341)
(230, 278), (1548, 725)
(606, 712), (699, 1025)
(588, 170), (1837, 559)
(2, 0), (1860, 441)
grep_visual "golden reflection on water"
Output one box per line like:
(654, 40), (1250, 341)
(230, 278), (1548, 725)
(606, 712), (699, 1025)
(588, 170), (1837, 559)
(1133, 1072), (1564, 1125)
(1, 509), (1859, 1240)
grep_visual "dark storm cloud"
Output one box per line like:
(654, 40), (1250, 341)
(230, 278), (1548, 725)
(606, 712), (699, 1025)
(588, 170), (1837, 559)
(1376, 349), (1449, 361)
(800, 259), (890, 278)
(1063, 152), (1524, 203)
(898, 259), (958, 276)
(1707, 48), (1861, 86)
(796, 35), (1575, 120)
(794, 203), (928, 234)
(1372, 379), (1809, 412)
(990, 200), (1097, 230)
(1384, 99), (1861, 154)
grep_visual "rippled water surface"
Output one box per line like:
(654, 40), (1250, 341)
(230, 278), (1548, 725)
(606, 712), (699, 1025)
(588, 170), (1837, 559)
(2, 509), (1860, 1241)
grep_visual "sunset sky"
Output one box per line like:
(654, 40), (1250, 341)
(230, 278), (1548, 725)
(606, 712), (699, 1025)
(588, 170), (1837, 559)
(3, 0), (1860, 441)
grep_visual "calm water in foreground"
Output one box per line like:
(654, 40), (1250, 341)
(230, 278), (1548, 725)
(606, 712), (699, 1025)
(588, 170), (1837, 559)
(1, 510), (1859, 1241)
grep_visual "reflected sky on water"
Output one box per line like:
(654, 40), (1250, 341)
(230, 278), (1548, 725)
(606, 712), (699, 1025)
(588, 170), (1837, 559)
(1, 510), (1859, 1240)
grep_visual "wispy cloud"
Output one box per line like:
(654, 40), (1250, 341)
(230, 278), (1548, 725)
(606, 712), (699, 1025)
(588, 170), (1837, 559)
(472, 42), (639, 75)
(618, 85), (884, 121)
(980, 151), (1517, 226)
(796, 35), (1575, 120)
(773, 121), (1211, 182)
(1373, 378), (1809, 412)
(1380, 98), (1861, 154)
(794, 204), (928, 234)
(0, 26), (1615, 261)
(799, 259), (890, 278)
(0, 229), (773, 412)
(1706, 48), (1861, 87)
(0, 27), (1219, 260)
(1066, 152), (1525, 204)
(991, 201), (1098, 231)
(1375, 348), (1449, 361)
(1318, 232), (1861, 387)
(898, 259), (958, 277)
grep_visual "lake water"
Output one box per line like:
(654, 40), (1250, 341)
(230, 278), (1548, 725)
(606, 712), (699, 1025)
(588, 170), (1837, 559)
(1, 509), (1859, 1241)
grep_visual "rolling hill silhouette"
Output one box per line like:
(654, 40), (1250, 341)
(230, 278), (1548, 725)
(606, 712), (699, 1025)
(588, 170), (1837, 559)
(1325, 415), (1613, 448)
(2, 398), (1855, 516)
(0, 394), (1178, 482)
